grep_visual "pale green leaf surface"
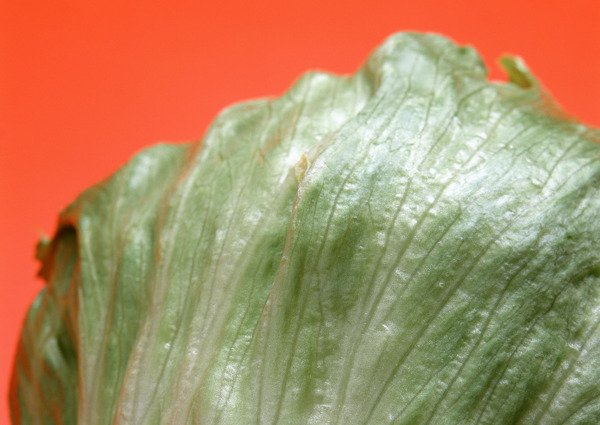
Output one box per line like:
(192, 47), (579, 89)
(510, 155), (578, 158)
(11, 33), (600, 425)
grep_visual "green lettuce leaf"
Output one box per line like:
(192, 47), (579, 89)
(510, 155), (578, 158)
(10, 33), (600, 424)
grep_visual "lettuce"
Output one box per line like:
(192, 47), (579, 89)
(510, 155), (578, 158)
(10, 33), (600, 424)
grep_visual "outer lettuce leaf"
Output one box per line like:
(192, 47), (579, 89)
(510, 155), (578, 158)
(10, 33), (600, 424)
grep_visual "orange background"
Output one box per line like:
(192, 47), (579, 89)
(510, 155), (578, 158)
(1, 0), (599, 422)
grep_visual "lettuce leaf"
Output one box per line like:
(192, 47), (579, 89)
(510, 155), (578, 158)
(11, 33), (600, 424)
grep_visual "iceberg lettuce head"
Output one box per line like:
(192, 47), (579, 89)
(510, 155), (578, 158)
(10, 33), (600, 424)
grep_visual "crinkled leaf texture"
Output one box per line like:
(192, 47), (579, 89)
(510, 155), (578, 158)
(10, 33), (600, 425)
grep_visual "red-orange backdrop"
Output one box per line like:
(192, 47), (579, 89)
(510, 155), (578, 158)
(1, 0), (599, 422)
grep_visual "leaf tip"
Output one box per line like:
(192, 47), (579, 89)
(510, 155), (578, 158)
(499, 56), (537, 89)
